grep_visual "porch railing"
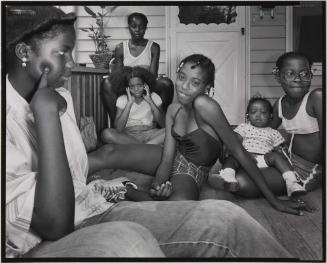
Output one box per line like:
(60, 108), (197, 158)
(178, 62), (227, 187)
(65, 66), (108, 133)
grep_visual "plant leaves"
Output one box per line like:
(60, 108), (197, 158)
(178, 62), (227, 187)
(109, 6), (118, 13)
(84, 6), (97, 18)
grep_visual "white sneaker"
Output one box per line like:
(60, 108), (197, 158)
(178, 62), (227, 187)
(208, 168), (239, 192)
(88, 177), (137, 202)
(282, 171), (305, 197)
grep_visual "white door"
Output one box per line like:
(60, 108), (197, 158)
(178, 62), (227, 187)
(167, 6), (246, 125)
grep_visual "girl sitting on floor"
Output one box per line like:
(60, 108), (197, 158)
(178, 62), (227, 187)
(270, 52), (322, 192)
(98, 54), (311, 216)
(208, 96), (305, 197)
(101, 66), (165, 145)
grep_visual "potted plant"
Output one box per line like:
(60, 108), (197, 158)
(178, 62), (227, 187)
(81, 6), (118, 69)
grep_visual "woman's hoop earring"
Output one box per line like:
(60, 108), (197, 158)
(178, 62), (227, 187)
(21, 57), (27, 68)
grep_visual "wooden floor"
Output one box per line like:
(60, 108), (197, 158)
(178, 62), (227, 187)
(97, 169), (324, 261)
(200, 184), (324, 261)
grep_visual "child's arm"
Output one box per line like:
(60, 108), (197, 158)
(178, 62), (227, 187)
(309, 89), (323, 145)
(114, 90), (134, 132)
(30, 70), (75, 240)
(194, 95), (305, 215)
(143, 86), (165, 127)
(149, 42), (160, 77)
(151, 104), (178, 194)
(270, 100), (282, 129)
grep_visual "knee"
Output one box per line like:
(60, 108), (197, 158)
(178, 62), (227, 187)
(236, 172), (262, 198)
(157, 77), (174, 89)
(113, 222), (163, 256)
(83, 222), (164, 257)
(195, 200), (250, 225)
(98, 143), (117, 159)
(265, 151), (284, 166)
(101, 78), (115, 96)
(101, 128), (117, 143)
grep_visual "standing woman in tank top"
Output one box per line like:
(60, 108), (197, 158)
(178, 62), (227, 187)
(101, 12), (174, 127)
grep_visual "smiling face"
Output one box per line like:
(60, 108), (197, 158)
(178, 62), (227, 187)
(247, 101), (271, 128)
(175, 62), (209, 105)
(128, 16), (147, 40)
(278, 57), (312, 100)
(27, 24), (76, 89)
(129, 77), (145, 98)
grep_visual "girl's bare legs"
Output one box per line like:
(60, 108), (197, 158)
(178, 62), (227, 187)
(236, 167), (286, 198)
(101, 128), (142, 145)
(146, 129), (165, 145)
(88, 143), (162, 176)
(167, 175), (199, 200)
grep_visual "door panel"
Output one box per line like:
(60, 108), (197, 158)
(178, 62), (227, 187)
(169, 6), (246, 125)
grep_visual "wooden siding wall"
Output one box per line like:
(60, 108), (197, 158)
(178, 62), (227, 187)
(250, 6), (322, 104)
(75, 6), (167, 76)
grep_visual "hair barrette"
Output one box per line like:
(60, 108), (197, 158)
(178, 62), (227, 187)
(177, 61), (184, 72)
(190, 59), (203, 69)
(272, 67), (279, 75)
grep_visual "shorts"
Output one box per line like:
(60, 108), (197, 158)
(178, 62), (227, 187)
(291, 152), (322, 191)
(124, 125), (165, 143)
(252, 154), (269, 168)
(171, 151), (210, 188)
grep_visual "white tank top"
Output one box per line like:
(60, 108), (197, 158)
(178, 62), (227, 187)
(278, 90), (319, 134)
(123, 39), (153, 70)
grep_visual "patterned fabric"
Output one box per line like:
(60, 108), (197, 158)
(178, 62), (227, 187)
(116, 92), (162, 127)
(234, 123), (285, 155)
(6, 76), (112, 257)
(171, 151), (210, 188)
(278, 90), (319, 134)
(291, 152), (322, 191)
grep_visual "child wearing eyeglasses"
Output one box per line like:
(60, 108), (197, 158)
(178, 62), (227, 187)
(270, 52), (322, 192)
(101, 66), (165, 145)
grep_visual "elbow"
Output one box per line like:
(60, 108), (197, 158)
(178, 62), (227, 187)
(39, 219), (74, 241)
(32, 211), (75, 241)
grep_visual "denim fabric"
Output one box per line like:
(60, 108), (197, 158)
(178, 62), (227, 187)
(23, 222), (164, 257)
(81, 200), (293, 258)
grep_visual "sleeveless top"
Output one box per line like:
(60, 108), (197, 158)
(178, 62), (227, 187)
(171, 107), (222, 167)
(278, 90), (319, 134)
(123, 39), (153, 70)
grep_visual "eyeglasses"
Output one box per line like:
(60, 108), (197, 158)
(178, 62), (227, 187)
(281, 69), (313, 82)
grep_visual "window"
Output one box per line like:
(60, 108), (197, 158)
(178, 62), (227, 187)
(292, 1), (323, 63)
